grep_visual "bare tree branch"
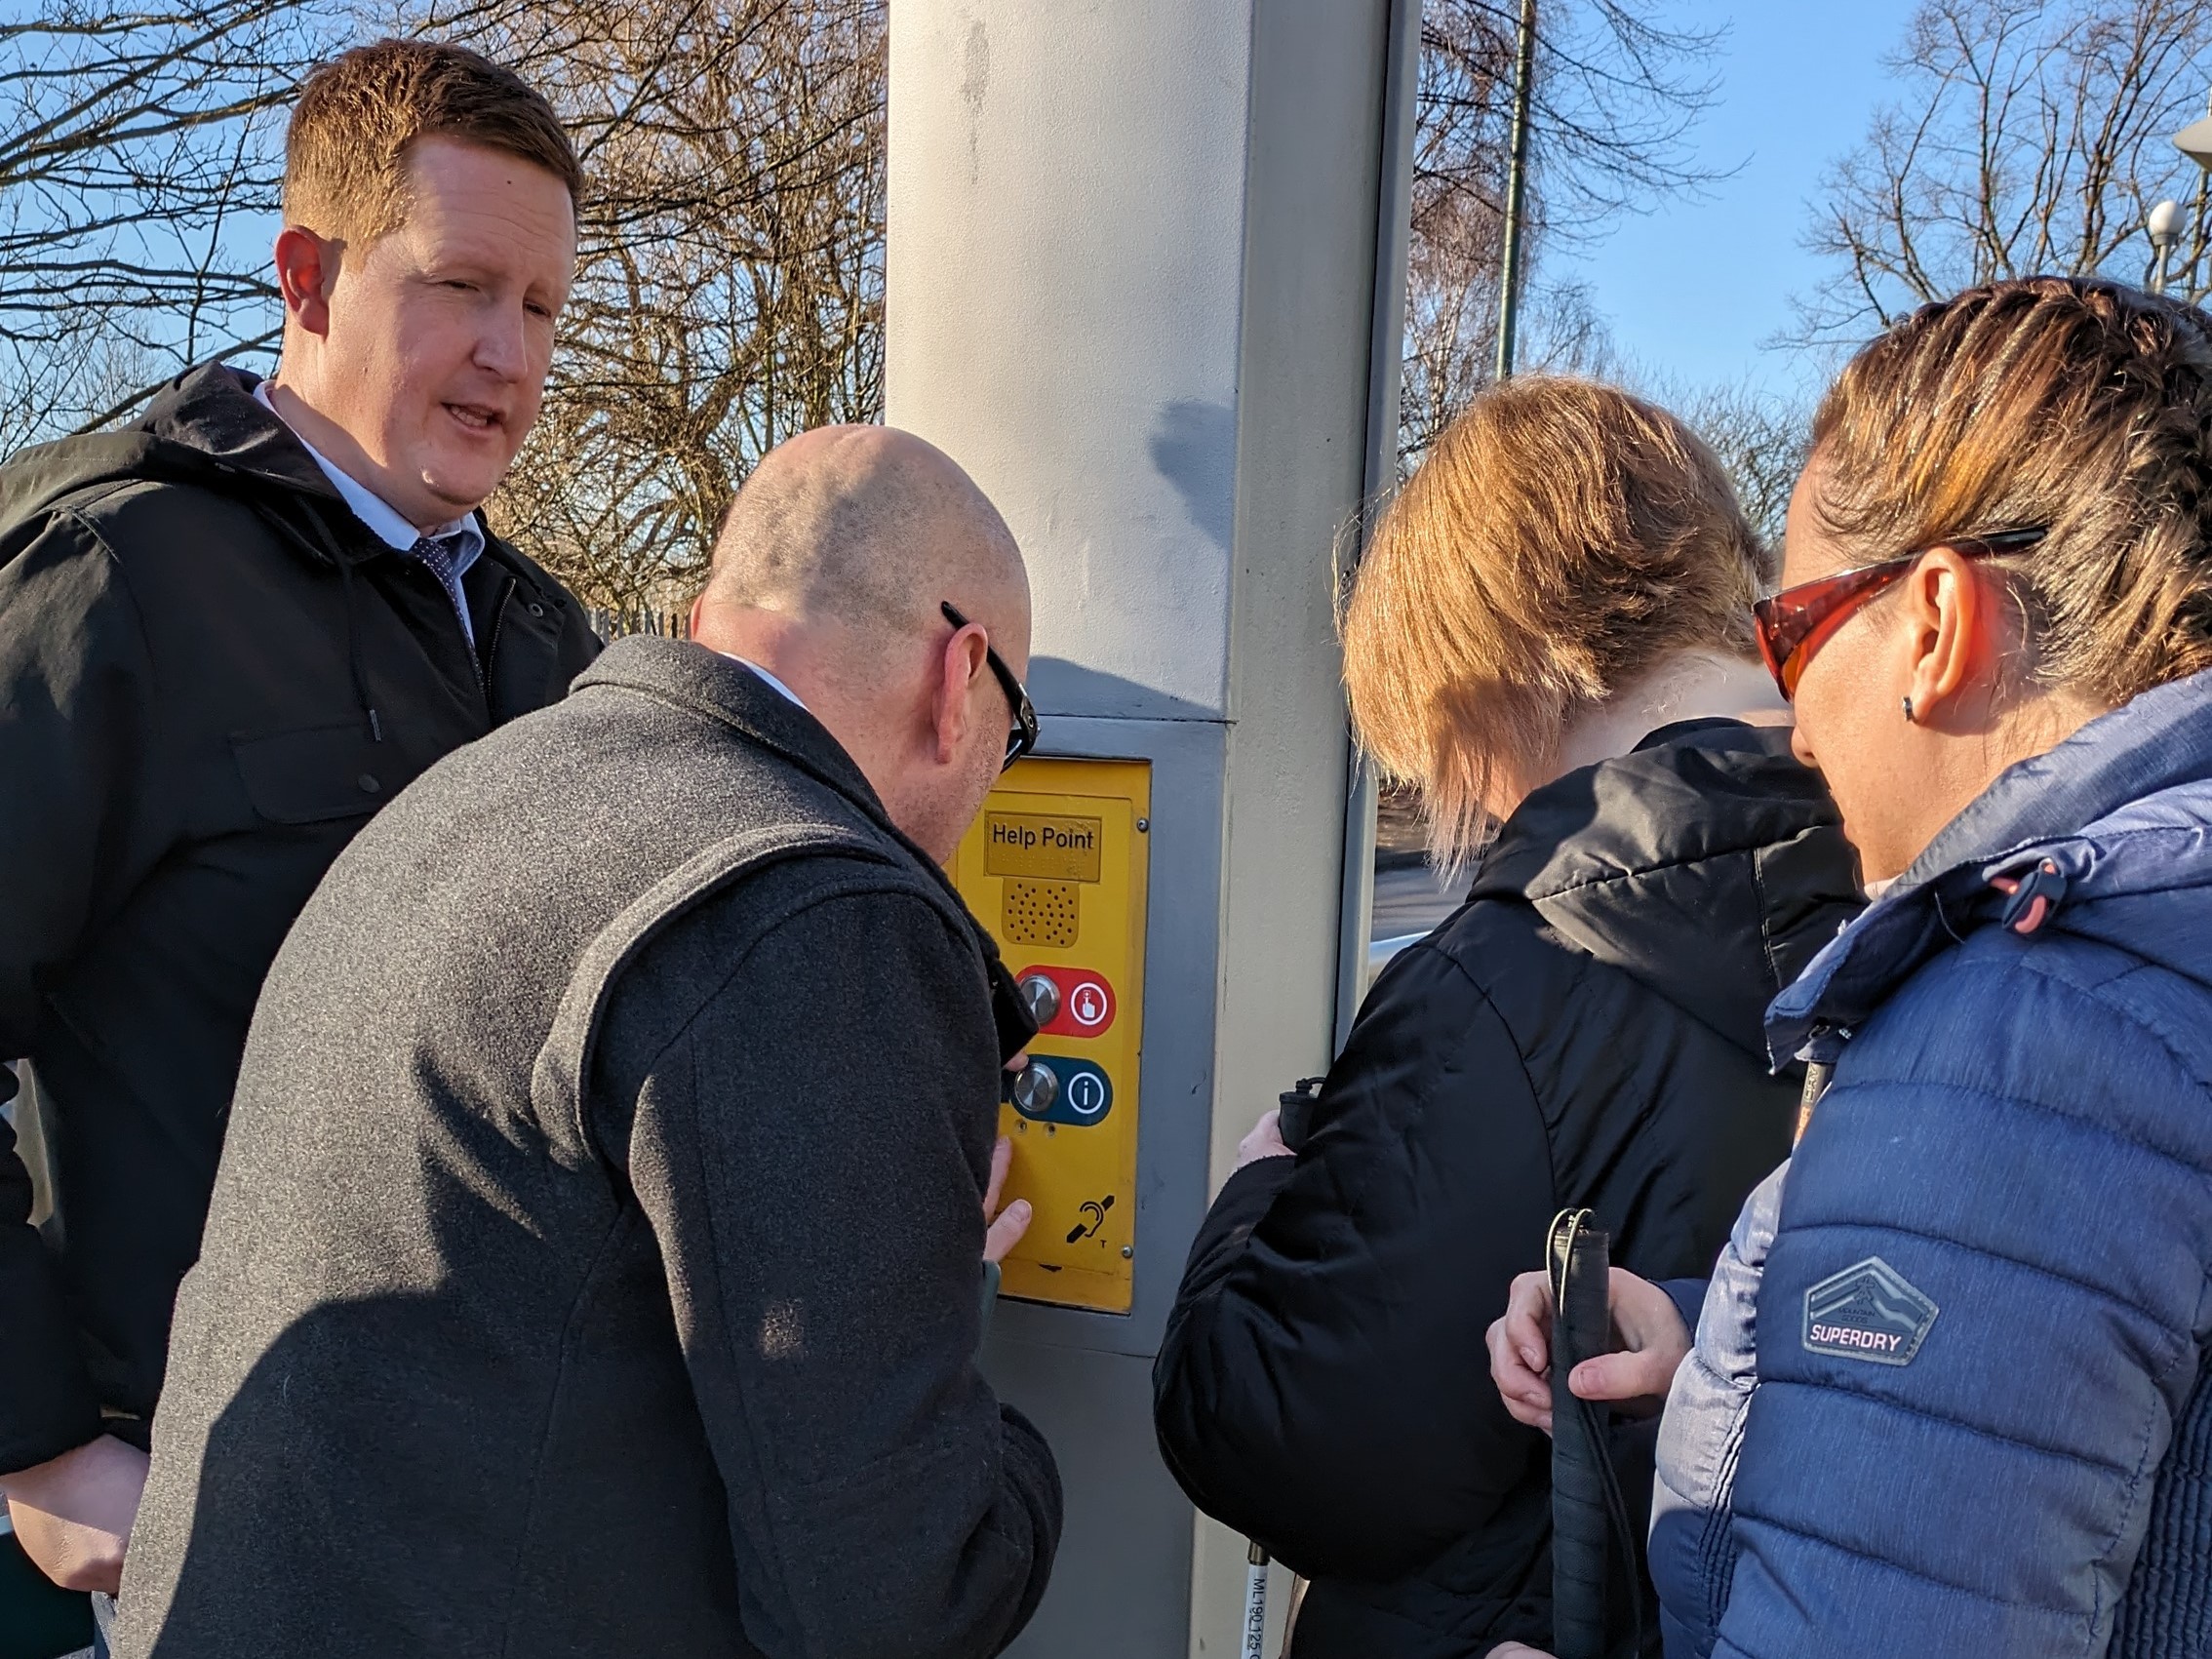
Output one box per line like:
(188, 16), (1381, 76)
(0, 0), (332, 442)
(7, 0), (1723, 614)
(1796, 0), (2212, 344)
(455, 0), (888, 612)
(1399, 0), (1725, 472)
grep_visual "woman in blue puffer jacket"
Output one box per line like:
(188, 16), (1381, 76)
(1489, 275), (2212, 1659)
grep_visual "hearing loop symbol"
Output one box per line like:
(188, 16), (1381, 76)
(1067, 1193), (1116, 1244)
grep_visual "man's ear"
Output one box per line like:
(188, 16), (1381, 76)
(273, 226), (339, 338)
(1902, 546), (1996, 728)
(931, 625), (989, 766)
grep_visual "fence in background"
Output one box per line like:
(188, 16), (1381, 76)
(586, 608), (692, 644)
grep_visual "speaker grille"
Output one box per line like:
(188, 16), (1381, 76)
(1003, 879), (1080, 947)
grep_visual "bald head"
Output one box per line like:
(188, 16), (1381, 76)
(702, 425), (1026, 646)
(689, 425), (1032, 862)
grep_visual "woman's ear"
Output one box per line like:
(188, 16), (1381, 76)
(1900, 546), (1997, 728)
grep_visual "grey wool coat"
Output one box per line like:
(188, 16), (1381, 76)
(113, 638), (1063, 1659)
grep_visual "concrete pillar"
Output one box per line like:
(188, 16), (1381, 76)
(887, 3), (1412, 1652)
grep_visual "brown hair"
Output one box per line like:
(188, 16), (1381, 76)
(1341, 375), (1767, 868)
(1809, 276), (2212, 707)
(283, 39), (580, 246)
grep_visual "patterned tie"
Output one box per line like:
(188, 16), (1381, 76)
(408, 533), (475, 650)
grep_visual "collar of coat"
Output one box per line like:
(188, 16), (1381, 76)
(575, 635), (883, 812)
(577, 637), (1038, 1062)
(573, 634), (991, 913)
(139, 362), (349, 502)
(1767, 663), (2212, 1066)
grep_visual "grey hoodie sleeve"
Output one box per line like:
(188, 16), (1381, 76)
(0, 512), (168, 1472)
(612, 884), (1061, 1659)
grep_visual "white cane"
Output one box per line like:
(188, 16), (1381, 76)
(1243, 1541), (1270, 1659)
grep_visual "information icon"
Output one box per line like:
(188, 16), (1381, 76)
(1066, 1069), (1109, 1119)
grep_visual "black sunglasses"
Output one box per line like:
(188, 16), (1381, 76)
(941, 601), (1040, 770)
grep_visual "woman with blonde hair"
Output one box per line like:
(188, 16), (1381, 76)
(1152, 376), (1862, 1657)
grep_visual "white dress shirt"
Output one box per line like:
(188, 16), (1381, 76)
(254, 379), (485, 645)
(719, 653), (808, 711)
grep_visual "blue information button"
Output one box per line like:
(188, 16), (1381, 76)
(1012, 1055), (1114, 1126)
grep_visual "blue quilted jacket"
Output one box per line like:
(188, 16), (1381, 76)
(1656, 668), (2212, 1659)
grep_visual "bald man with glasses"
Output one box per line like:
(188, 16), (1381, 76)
(114, 426), (1063, 1659)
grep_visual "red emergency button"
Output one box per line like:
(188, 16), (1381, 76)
(1017, 965), (1117, 1038)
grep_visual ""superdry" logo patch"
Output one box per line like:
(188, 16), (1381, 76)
(1802, 1257), (1939, 1367)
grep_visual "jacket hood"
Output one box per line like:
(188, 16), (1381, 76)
(0, 364), (345, 539)
(1469, 719), (1862, 1057)
(1767, 665), (2212, 1065)
(0, 362), (575, 750)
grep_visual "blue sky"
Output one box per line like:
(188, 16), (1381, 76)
(1578, 0), (1924, 403)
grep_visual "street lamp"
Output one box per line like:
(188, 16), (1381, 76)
(2159, 89), (2212, 297)
(2149, 198), (2185, 294)
(2175, 93), (2212, 171)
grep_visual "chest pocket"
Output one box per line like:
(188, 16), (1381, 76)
(230, 721), (428, 825)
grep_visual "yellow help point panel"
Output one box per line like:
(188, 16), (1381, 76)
(950, 756), (1150, 1313)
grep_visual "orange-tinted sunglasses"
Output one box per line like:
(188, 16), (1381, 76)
(1752, 527), (2046, 700)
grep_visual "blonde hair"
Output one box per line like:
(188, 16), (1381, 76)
(1810, 277), (2212, 707)
(1342, 375), (1766, 869)
(284, 39), (580, 247)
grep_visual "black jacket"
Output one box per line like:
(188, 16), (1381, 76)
(115, 640), (1061, 1659)
(0, 365), (600, 1473)
(1152, 721), (1862, 1658)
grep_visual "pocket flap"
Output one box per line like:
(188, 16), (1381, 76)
(230, 721), (422, 825)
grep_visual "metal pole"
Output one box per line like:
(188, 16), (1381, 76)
(1332, 0), (1422, 1055)
(2191, 173), (2211, 300)
(888, 4), (1399, 1652)
(1493, 0), (1538, 384)
(1242, 1542), (1270, 1659)
(2190, 89), (2212, 300)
